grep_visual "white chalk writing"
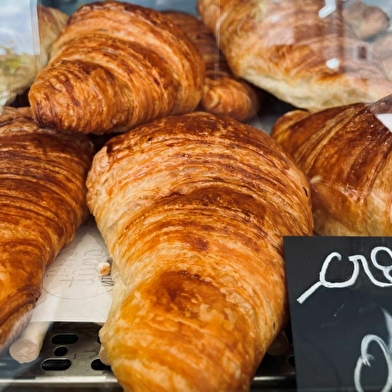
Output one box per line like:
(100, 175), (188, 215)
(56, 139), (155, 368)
(297, 246), (392, 304)
(354, 309), (392, 392)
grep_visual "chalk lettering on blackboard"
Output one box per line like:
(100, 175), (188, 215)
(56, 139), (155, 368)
(354, 309), (392, 392)
(297, 247), (392, 304)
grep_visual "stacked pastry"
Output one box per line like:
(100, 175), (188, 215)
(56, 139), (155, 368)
(0, 107), (94, 352)
(28, 1), (205, 135)
(271, 94), (392, 236)
(197, 0), (392, 111)
(87, 112), (313, 391)
(163, 11), (260, 122)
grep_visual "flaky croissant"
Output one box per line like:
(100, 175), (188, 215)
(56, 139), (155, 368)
(86, 111), (313, 391)
(271, 94), (392, 236)
(28, 1), (205, 135)
(197, 0), (392, 111)
(0, 107), (94, 352)
(163, 11), (260, 121)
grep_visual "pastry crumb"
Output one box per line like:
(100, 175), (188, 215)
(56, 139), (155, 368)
(98, 261), (111, 276)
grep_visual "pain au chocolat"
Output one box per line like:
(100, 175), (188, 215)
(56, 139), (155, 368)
(86, 111), (313, 391)
(0, 107), (94, 352)
(28, 1), (205, 135)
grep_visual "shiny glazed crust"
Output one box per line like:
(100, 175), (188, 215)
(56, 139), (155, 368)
(271, 94), (392, 236)
(28, 1), (205, 135)
(163, 11), (260, 121)
(197, 0), (392, 111)
(0, 107), (94, 352)
(86, 112), (313, 391)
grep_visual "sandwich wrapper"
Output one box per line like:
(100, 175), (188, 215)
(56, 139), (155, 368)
(31, 218), (113, 323)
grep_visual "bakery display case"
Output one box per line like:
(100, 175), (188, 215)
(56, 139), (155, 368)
(1, 0), (392, 391)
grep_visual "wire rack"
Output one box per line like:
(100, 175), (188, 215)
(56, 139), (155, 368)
(0, 322), (296, 391)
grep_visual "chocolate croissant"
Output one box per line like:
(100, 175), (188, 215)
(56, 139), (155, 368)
(197, 0), (392, 111)
(271, 94), (392, 236)
(28, 1), (205, 135)
(86, 111), (313, 391)
(163, 11), (260, 121)
(0, 107), (94, 352)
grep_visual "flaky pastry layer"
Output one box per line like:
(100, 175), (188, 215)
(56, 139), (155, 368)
(87, 112), (313, 391)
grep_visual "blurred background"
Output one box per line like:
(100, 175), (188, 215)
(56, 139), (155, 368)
(40, 0), (199, 15)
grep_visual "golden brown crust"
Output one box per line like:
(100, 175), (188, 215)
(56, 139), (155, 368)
(163, 11), (260, 121)
(197, 0), (392, 111)
(38, 5), (69, 64)
(29, 1), (205, 135)
(0, 107), (94, 352)
(87, 111), (313, 391)
(271, 94), (392, 236)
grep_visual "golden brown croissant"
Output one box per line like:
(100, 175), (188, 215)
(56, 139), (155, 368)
(86, 111), (313, 391)
(197, 0), (392, 111)
(0, 5), (68, 108)
(0, 107), (94, 352)
(28, 1), (205, 135)
(271, 94), (392, 236)
(163, 11), (260, 121)
(37, 5), (70, 65)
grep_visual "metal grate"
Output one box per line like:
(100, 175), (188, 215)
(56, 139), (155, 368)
(0, 323), (296, 391)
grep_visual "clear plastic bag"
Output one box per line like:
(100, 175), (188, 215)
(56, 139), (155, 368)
(0, 0), (41, 108)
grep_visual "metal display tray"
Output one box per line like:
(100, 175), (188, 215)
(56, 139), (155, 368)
(0, 322), (296, 391)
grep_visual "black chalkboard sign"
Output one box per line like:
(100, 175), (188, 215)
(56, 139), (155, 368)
(284, 236), (392, 392)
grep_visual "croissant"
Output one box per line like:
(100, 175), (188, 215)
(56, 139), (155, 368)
(37, 5), (70, 65)
(28, 1), (205, 135)
(342, 0), (390, 40)
(0, 107), (94, 352)
(271, 94), (392, 236)
(86, 111), (313, 391)
(163, 11), (260, 121)
(197, 0), (392, 111)
(372, 32), (392, 81)
(0, 5), (68, 108)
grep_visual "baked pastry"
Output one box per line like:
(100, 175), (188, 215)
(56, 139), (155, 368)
(372, 32), (392, 81)
(163, 11), (260, 121)
(0, 107), (94, 353)
(271, 94), (392, 236)
(37, 5), (70, 65)
(0, 5), (68, 109)
(87, 111), (313, 391)
(197, 0), (392, 111)
(28, 1), (205, 135)
(342, 0), (390, 40)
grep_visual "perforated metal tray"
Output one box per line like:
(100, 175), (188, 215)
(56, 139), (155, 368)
(0, 322), (296, 391)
